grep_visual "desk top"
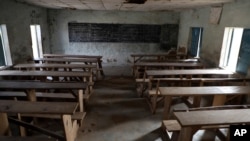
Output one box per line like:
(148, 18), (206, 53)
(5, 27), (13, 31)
(43, 54), (102, 59)
(0, 81), (87, 89)
(159, 86), (250, 96)
(0, 70), (91, 77)
(0, 100), (78, 114)
(131, 53), (186, 57)
(34, 57), (98, 63)
(174, 109), (250, 127)
(146, 69), (233, 76)
(134, 62), (203, 67)
(14, 63), (96, 69)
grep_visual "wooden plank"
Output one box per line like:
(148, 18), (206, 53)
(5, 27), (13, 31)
(134, 62), (203, 67)
(0, 70), (91, 77)
(8, 117), (65, 141)
(0, 91), (75, 99)
(159, 86), (250, 96)
(14, 63), (96, 69)
(20, 112), (86, 120)
(0, 81), (87, 90)
(0, 100), (78, 114)
(34, 57), (98, 63)
(174, 109), (250, 127)
(43, 54), (102, 59)
(0, 136), (57, 141)
(146, 68), (233, 76)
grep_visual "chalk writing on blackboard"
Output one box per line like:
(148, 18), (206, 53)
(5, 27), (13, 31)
(68, 23), (161, 43)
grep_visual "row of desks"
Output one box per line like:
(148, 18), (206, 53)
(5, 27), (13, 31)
(42, 53), (105, 78)
(133, 62), (204, 78)
(131, 53), (187, 64)
(130, 52), (250, 140)
(0, 100), (81, 141)
(174, 108), (250, 141)
(130, 54), (250, 141)
(146, 68), (234, 78)
(159, 86), (250, 119)
(0, 81), (87, 112)
(144, 68), (250, 140)
(0, 54), (104, 140)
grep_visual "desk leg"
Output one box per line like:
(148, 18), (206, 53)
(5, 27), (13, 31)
(163, 96), (172, 120)
(212, 95), (227, 106)
(151, 94), (158, 114)
(0, 113), (10, 136)
(78, 89), (84, 112)
(26, 89), (37, 101)
(179, 127), (193, 141)
(62, 115), (79, 141)
(98, 59), (104, 77)
(193, 96), (202, 107)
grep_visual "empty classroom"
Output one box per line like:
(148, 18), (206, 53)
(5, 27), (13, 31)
(1, 0), (250, 141)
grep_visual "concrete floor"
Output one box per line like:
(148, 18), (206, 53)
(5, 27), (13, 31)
(76, 76), (227, 141)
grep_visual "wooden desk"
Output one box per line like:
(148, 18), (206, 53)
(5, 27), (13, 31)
(43, 53), (102, 59)
(146, 68), (234, 79)
(34, 57), (98, 64)
(144, 77), (250, 113)
(174, 109), (250, 141)
(0, 70), (92, 82)
(131, 53), (187, 63)
(14, 63), (96, 71)
(43, 54), (104, 77)
(134, 62), (204, 78)
(0, 100), (80, 141)
(159, 86), (250, 119)
(0, 81), (87, 112)
(34, 58), (102, 80)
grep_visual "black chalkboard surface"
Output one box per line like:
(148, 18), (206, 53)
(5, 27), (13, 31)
(68, 23), (161, 43)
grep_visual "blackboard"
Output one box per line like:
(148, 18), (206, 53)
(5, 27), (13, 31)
(68, 23), (161, 43)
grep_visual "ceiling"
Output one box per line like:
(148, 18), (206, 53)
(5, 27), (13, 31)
(16, 0), (234, 11)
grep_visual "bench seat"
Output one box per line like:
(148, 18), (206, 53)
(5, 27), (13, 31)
(162, 120), (229, 141)
(0, 136), (57, 141)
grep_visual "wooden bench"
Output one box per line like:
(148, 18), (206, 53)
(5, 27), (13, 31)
(145, 68), (234, 79)
(0, 136), (57, 141)
(0, 81), (89, 112)
(162, 105), (250, 141)
(159, 85), (250, 119)
(146, 77), (250, 114)
(133, 62), (204, 78)
(43, 53), (104, 79)
(0, 100), (85, 141)
(172, 107), (250, 141)
(34, 57), (103, 80)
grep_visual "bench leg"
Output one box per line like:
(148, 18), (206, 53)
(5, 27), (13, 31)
(26, 89), (37, 102)
(171, 132), (180, 141)
(62, 115), (79, 141)
(151, 95), (158, 114)
(0, 113), (11, 136)
(78, 89), (84, 112)
(18, 113), (26, 136)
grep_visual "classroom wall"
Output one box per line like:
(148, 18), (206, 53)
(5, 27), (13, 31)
(178, 0), (250, 67)
(0, 0), (49, 64)
(47, 10), (179, 76)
